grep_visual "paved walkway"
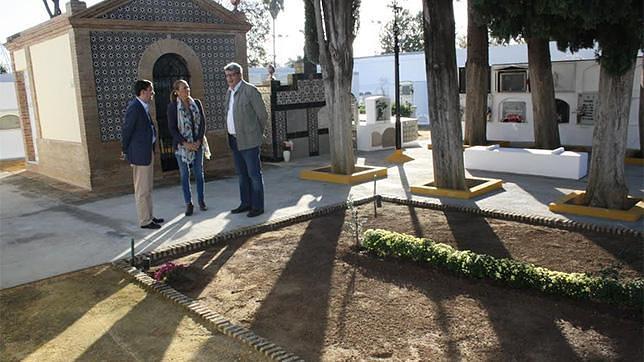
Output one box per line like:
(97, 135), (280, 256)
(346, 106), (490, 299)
(1, 142), (642, 289)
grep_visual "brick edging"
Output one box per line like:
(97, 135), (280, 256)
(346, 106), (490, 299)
(379, 195), (642, 238)
(130, 194), (639, 268)
(112, 261), (303, 362)
(132, 196), (376, 266)
(115, 194), (640, 360)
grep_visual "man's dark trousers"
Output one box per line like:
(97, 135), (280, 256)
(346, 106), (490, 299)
(228, 135), (264, 211)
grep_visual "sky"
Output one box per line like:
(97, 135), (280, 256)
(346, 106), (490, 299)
(0, 0), (467, 66)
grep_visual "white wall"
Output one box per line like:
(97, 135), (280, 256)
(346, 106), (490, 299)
(0, 73), (24, 160)
(354, 52), (431, 124)
(0, 81), (18, 111)
(0, 129), (25, 160)
(30, 33), (82, 143)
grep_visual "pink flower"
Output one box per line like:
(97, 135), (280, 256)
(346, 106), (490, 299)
(154, 262), (185, 282)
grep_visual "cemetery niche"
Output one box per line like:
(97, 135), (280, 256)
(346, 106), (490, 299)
(356, 96), (418, 152)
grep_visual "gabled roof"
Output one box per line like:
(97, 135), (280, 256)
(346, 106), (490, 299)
(72, 0), (248, 26)
(6, 0), (249, 49)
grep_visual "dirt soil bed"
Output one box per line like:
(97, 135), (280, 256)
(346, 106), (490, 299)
(166, 203), (643, 361)
(0, 266), (266, 361)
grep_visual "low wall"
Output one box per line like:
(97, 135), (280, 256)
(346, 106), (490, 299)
(464, 145), (588, 179)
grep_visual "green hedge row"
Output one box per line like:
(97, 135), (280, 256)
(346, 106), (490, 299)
(362, 229), (644, 306)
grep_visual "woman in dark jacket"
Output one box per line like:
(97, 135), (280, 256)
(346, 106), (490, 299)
(167, 79), (208, 216)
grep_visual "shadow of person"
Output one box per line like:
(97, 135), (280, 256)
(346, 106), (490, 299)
(344, 251), (641, 360)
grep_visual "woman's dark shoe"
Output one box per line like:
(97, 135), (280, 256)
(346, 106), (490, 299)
(199, 201), (208, 211)
(185, 203), (194, 216)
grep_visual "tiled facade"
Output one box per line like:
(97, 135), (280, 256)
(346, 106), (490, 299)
(90, 31), (235, 142)
(6, 0), (249, 190)
(100, 0), (225, 24)
(262, 74), (326, 161)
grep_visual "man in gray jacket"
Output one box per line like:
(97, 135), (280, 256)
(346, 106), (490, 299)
(224, 62), (269, 217)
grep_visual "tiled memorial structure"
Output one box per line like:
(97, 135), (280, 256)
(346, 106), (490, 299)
(257, 74), (329, 161)
(5, 0), (250, 190)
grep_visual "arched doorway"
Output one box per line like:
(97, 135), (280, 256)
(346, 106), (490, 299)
(153, 53), (190, 172)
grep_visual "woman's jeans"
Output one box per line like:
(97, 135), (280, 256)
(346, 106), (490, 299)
(176, 147), (204, 205)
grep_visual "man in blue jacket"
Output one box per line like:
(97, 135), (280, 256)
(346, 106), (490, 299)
(121, 80), (164, 229)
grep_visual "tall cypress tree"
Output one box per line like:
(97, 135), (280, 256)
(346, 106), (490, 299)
(473, 0), (564, 149)
(554, 0), (642, 209)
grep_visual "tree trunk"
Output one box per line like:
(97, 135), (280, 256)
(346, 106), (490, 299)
(527, 37), (560, 149)
(422, 0), (466, 190)
(313, 0), (357, 175)
(303, 0), (319, 74)
(585, 62), (636, 209)
(464, 1), (488, 146)
(639, 60), (643, 158)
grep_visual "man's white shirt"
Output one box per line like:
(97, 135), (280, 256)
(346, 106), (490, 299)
(227, 81), (242, 135)
(137, 96), (155, 144)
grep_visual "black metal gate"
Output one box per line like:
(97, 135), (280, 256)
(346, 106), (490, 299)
(153, 53), (190, 172)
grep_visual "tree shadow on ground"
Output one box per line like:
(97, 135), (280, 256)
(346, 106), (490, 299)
(249, 211), (345, 361)
(172, 235), (252, 296)
(578, 231), (643, 276)
(345, 253), (642, 360)
(396, 164), (424, 238)
(441, 210), (580, 358)
(73, 236), (255, 361)
(443, 209), (512, 259)
(75, 293), (186, 361)
(0, 266), (129, 360)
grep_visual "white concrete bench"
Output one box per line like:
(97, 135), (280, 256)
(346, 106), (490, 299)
(464, 145), (588, 179)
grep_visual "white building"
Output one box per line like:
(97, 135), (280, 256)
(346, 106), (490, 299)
(0, 73), (24, 161)
(353, 42), (643, 149)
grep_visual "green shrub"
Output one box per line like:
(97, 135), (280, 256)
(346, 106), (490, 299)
(362, 229), (644, 306)
(391, 102), (414, 117)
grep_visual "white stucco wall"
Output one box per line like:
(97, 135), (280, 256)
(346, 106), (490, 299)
(13, 49), (27, 71)
(0, 80), (18, 111)
(0, 73), (24, 160)
(355, 43), (641, 148)
(0, 129), (25, 160)
(29, 33), (82, 143)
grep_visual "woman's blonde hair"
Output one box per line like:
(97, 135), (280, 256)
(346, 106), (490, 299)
(170, 79), (189, 103)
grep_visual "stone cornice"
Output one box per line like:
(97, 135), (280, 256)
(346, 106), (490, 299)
(5, 16), (72, 50)
(71, 18), (251, 33)
(5, 0), (251, 50)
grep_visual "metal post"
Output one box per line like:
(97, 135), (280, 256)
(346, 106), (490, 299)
(385, 0), (414, 164)
(393, 2), (401, 150)
(373, 175), (377, 218)
(130, 238), (135, 266)
(272, 16), (277, 67)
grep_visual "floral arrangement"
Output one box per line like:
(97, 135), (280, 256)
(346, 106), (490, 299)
(153, 262), (186, 283)
(283, 140), (294, 151)
(502, 113), (523, 123)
